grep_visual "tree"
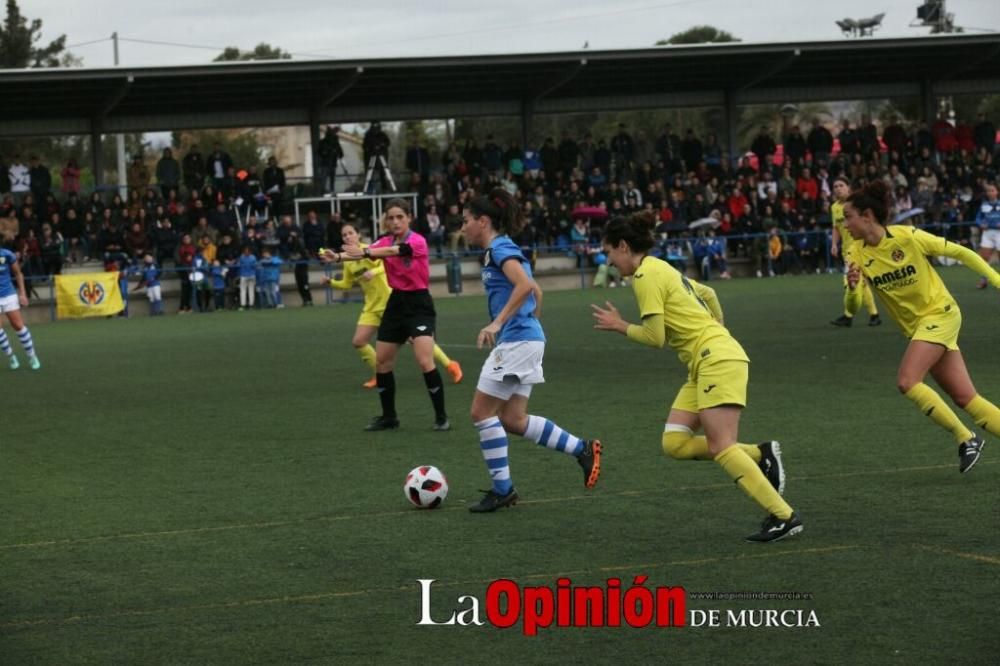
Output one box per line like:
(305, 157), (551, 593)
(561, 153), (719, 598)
(0, 0), (69, 68)
(213, 43), (291, 62)
(656, 25), (739, 46)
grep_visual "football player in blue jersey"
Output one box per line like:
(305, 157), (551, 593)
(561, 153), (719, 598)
(461, 188), (601, 513)
(0, 247), (40, 370)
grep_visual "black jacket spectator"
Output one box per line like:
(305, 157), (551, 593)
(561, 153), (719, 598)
(557, 135), (579, 174)
(750, 129), (776, 167)
(482, 137), (504, 174)
(156, 149), (181, 197)
(611, 126), (635, 163)
(540, 139), (559, 174)
(838, 125), (860, 155)
(783, 127), (807, 165)
(318, 127), (344, 168)
(302, 213), (325, 256)
(207, 146), (233, 186)
(883, 122), (909, 155)
(807, 124), (834, 158)
(974, 115), (996, 153)
(680, 130), (703, 172)
(182, 147), (206, 192)
(154, 220), (178, 265)
(859, 121), (879, 156)
(29, 158), (51, 200)
(263, 158), (286, 202)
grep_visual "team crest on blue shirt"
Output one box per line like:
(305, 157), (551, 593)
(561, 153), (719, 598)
(78, 281), (106, 306)
(0, 257), (5, 265)
(891, 249), (905, 262)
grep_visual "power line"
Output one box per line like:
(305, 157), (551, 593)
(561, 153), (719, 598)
(117, 37), (230, 53)
(117, 36), (327, 60)
(65, 37), (112, 49)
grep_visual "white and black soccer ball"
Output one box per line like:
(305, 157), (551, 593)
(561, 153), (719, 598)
(404, 465), (449, 509)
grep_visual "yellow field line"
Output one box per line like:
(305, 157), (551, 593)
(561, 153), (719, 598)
(1, 461), (993, 551)
(914, 544), (1000, 567)
(0, 544), (856, 630)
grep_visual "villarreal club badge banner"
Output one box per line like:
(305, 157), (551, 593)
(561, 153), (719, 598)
(55, 272), (125, 319)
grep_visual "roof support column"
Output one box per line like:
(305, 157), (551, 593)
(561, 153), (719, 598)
(521, 98), (534, 150)
(724, 89), (739, 169)
(309, 107), (322, 192)
(90, 118), (105, 191)
(920, 79), (936, 124)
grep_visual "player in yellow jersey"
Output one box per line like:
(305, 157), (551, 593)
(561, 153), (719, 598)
(843, 180), (1000, 472)
(830, 176), (881, 327)
(591, 212), (802, 543)
(321, 222), (462, 389)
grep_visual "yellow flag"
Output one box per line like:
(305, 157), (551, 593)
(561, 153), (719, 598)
(55, 272), (125, 319)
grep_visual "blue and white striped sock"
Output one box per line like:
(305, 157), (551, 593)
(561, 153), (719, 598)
(15, 326), (34, 358)
(0, 329), (11, 356)
(523, 415), (585, 457)
(476, 417), (512, 495)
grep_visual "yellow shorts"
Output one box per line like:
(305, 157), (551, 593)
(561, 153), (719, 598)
(910, 309), (962, 351)
(670, 359), (749, 413)
(357, 309), (383, 328)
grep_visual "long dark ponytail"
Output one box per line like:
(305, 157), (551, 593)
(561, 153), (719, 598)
(465, 188), (524, 236)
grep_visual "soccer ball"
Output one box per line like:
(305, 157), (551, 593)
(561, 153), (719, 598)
(404, 465), (449, 509)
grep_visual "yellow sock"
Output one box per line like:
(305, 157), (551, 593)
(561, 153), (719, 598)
(904, 383), (974, 443)
(357, 344), (376, 371)
(432, 344), (451, 367)
(843, 277), (862, 317)
(862, 282), (878, 316)
(662, 425), (761, 462)
(715, 447), (792, 519)
(962, 395), (1000, 439)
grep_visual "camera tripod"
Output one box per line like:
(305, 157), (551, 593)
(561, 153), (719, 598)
(363, 155), (397, 194)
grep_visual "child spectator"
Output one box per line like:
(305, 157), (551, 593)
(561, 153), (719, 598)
(210, 260), (227, 311)
(136, 253), (163, 316)
(237, 245), (257, 310)
(258, 248), (283, 308)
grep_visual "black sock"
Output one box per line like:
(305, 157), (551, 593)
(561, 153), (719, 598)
(376, 372), (396, 419)
(422, 369), (447, 421)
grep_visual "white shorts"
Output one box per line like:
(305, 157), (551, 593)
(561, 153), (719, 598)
(146, 285), (162, 302)
(476, 340), (545, 401)
(0, 293), (20, 313)
(980, 228), (1000, 250)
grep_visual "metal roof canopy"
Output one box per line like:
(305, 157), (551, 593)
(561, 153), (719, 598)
(1, 34), (999, 138)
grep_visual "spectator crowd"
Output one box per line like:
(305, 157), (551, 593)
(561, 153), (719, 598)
(1, 110), (997, 302)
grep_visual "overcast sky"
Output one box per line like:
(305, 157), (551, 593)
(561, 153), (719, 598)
(27, 0), (1000, 68)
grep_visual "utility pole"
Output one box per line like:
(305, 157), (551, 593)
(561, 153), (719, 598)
(113, 32), (127, 197)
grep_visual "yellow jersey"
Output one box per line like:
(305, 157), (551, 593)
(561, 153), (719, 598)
(855, 226), (1000, 337)
(328, 244), (391, 316)
(631, 255), (748, 372)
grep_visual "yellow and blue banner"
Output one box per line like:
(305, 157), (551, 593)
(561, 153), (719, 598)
(55, 272), (125, 319)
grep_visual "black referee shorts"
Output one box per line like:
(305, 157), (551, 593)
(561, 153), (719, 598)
(377, 289), (437, 344)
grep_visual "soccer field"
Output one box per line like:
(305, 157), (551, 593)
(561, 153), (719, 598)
(2, 270), (998, 664)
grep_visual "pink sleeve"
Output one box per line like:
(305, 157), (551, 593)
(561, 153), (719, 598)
(407, 232), (428, 260)
(370, 236), (391, 249)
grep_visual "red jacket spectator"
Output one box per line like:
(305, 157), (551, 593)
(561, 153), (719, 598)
(954, 123), (976, 152)
(727, 191), (748, 221)
(60, 160), (81, 195)
(931, 119), (957, 153)
(795, 175), (818, 201)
